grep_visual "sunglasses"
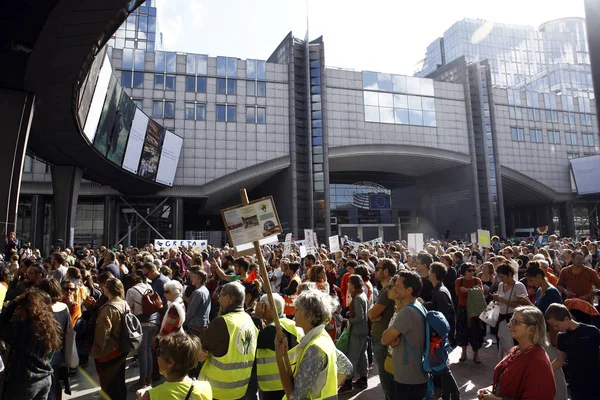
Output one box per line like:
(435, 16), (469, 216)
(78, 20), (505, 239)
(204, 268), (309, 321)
(509, 317), (533, 326)
(63, 287), (76, 292)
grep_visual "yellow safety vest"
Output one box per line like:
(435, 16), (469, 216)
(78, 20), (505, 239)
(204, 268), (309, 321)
(256, 318), (303, 392)
(200, 312), (258, 400)
(291, 331), (338, 400)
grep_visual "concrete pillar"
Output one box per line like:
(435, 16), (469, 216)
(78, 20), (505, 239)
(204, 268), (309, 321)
(560, 202), (575, 238)
(172, 197), (184, 239)
(30, 195), (46, 250)
(51, 166), (83, 248)
(0, 89), (35, 236)
(103, 196), (116, 248)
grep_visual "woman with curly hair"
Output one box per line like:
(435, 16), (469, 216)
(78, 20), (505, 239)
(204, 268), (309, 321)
(0, 289), (63, 399)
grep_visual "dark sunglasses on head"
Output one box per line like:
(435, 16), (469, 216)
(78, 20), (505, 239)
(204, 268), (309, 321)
(466, 269), (476, 272)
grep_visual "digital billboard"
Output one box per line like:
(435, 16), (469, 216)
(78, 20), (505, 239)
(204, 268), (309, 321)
(122, 109), (149, 174)
(570, 155), (600, 195)
(83, 53), (112, 143)
(155, 130), (183, 186)
(138, 119), (165, 181)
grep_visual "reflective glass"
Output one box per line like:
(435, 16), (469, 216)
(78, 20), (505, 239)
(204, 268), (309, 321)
(313, 128), (322, 137)
(217, 57), (227, 76)
(227, 79), (237, 95)
(123, 49), (133, 69)
(408, 96), (422, 110)
(313, 137), (323, 146)
(392, 75), (407, 93)
(377, 73), (393, 92)
(311, 68), (320, 77)
(247, 81), (256, 96)
(166, 52), (176, 73)
(197, 55), (208, 75)
(186, 76), (196, 92)
(257, 61), (266, 80)
(257, 107), (266, 124)
(394, 94), (408, 108)
(423, 111), (436, 127)
(379, 93), (394, 108)
(312, 94), (321, 102)
(227, 58), (237, 77)
(186, 55), (196, 74)
(154, 51), (165, 72)
(311, 85), (321, 94)
(133, 72), (144, 88)
(312, 111), (322, 119)
(394, 108), (409, 124)
(310, 60), (320, 68)
(138, 16), (148, 32)
(421, 97), (435, 111)
(185, 103), (195, 120)
(246, 107), (256, 123)
(152, 101), (163, 118)
(406, 77), (421, 94)
(380, 107), (394, 123)
(217, 78), (227, 94)
(363, 71), (378, 90)
(247, 59), (256, 79)
(216, 105), (226, 121)
(134, 50), (145, 70)
(420, 79), (434, 96)
(311, 77), (321, 86)
(409, 110), (423, 125)
(165, 75), (175, 90)
(164, 101), (175, 118)
(132, 99), (143, 109)
(196, 104), (206, 120)
(227, 105), (237, 122)
(196, 77), (207, 93)
(364, 92), (379, 106)
(154, 74), (164, 89)
(365, 106), (379, 122)
(312, 119), (322, 128)
(257, 81), (266, 97)
(121, 71), (132, 88)
(313, 146), (323, 154)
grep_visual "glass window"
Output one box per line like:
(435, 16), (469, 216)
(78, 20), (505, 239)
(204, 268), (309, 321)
(185, 103), (195, 120)
(246, 107), (256, 123)
(247, 59), (256, 79)
(134, 50), (145, 70)
(365, 106), (379, 122)
(310, 60), (320, 69)
(227, 79), (237, 95)
(216, 104), (226, 121)
(123, 48), (133, 69)
(154, 74), (164, 89)
(421, 97), (435, 111)
(420, 79), (434, 96)
(217, 57), (227, 76)
(312, 111), (322, 119)
(257, 81), (266, 97)
(196, 77), (207, 93)
(394, 94), (408, 109)
(363, 71), (378, 90)
(217, 78), (227, 94)
(406, 76), (421, 95)
(379, 93), (394, 108)
(423, 111), (436, 127)
(257, 61), (266, 80)
(313, 137), (323, 146)
(380, 108), (394, 123)
(257, 107), (266, 124)
(152, 101), (163, 118)
(132, 99), (143, 109)
(313, 128), (322, 137)
(227, 105), (236, 122)
(311, 85), (321, 94)
(154, 51), (165, 72)
(364, 92), (378, 106)
(247, 81), (256, 96)
(133, 72), (144, 88)
(166, 52), (176, 73)
(409, 110), (423, 125)
(121, 71), (132, 88)
(196, 104), (206, 120)
(377, 73), (393, 92)
(186, 55), (196, 74)
(511, 127), (519, 141)
(311, 68), (320, 77)
(165, 75), (175, 90)
(392, 75), (407, 93)
(408, 96), (421, 110)
(394, 108), (409, 124)
(311, 77), (321, 86)
(164, 101), (175, 118)
(186, 76), (196, 92)
(227, 58), (237, 77)
(197, 55), (208, 75)
(312, 94), (321, 102)
(312, 119), (322, 128)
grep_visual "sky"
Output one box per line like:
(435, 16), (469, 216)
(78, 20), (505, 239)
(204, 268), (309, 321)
(154, 0), (586, 76)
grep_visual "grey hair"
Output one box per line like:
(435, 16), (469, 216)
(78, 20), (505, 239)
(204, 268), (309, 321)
(538, 259), (549, 269)
(532, 254), (545, 261)
(294, 290), (339, 327)
(297, 282), (317, 294)
(153, 259), (162, 270)
(141, 253), (154, 263)
(221, 281), (245, 308)
(259, 293), (284, 317)
(164, 280), (183, 297)
(514, 305), (549, 347)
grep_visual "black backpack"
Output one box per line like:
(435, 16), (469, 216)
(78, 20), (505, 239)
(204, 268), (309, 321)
(103, 302), (143, 354)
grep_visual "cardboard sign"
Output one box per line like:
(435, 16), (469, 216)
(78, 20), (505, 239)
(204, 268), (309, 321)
(299, 245), (307, 258)
(221, 196), (282, 247)
(283, 233), (293, 256)
(154, 239), (207, 252)
(470, 232), (477, 244)
(329, 235), (340, 253)
(407, 233), (424, 253)
(478, 229), (491, 249)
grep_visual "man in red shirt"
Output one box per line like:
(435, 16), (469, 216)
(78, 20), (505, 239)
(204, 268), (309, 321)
(340, 260), (357, 309)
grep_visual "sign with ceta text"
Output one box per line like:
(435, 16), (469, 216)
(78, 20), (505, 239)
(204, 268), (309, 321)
(221, 196), (282, 247)
(154, 239), (207, 252)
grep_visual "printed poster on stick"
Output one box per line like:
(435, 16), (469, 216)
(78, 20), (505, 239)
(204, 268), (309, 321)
(221, 196), (282, 247)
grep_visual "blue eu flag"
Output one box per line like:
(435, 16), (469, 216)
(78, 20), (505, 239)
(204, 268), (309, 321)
(369, 193), (391, 210)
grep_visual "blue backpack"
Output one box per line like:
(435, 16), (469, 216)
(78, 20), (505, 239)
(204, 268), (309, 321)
(403, 302), (451, 400)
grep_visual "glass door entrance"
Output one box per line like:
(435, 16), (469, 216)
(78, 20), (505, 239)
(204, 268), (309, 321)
(338, 224), (400, 242)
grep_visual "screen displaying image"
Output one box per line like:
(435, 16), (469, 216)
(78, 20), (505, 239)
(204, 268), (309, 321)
(93, 75), (123, 156)
(83, 54), (112, 143)
(155, 130), (183, 186)
(78, 48), (106, 127)
(122, 109), (149, 174)
(105, 93), (136, 166)
(570, 155), (600, 195)
(138, 119), (165, 181)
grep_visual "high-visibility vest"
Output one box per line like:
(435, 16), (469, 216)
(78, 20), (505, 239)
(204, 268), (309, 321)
(283, 275), (302, 317)
(288, 330), (339, 400)
(256, 318), (303, 392)
(200, 312), (258, 400)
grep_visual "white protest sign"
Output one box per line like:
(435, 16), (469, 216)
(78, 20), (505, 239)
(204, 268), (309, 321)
(329, 235), (340, 253)
(234, 235), (279, 253)
(304, 229), (317, 255)
(154, 239), (207, 252)
(221, 196), (282, 247)
(299, 245), (307, 258)
(283, 233), (293, 256)
(470, 232), (477, 244)
(407, 233), (424, 253)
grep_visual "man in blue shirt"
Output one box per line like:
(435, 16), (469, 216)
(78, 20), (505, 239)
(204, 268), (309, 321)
(141, 261), (170, 312)
(102, 251), (121, 280)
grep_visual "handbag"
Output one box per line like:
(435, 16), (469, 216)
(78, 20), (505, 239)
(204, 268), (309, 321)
(384, 352), (394, 375)
(479, 301), (500, 327)
(335, 326), (350, 354)
(65, 320), (79, 369)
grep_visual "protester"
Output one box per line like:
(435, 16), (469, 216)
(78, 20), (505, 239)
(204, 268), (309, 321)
(455, 263), (484, 363)
(158, 280), (186, 337)
(184, 269), (211, 336)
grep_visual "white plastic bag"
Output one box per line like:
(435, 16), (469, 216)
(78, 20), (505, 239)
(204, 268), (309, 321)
(479, 301), (500, 327)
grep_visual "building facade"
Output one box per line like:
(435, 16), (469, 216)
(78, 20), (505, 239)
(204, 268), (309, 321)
(15, 3), (600, 253)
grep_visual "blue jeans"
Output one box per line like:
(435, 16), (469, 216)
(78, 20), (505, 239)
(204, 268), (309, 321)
(373, 339), (395, 400)
(3, 375), (52, 400)
(139, 324), (158, 383)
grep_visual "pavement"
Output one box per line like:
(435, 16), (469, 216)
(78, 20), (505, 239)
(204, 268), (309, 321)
(61, 337), (499, 400)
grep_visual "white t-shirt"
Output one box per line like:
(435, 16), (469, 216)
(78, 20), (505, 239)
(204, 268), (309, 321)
(126, 282), (153, 316)
(498, 281), (527, 314)
(271, 267), (283, 293)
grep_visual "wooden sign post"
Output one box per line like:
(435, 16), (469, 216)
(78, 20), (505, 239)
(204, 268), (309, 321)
(221, 189), (291, 375)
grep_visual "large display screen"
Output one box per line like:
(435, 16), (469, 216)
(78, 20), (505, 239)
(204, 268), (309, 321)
(570, 155), (600, 195)
(77, 50), (183, 187)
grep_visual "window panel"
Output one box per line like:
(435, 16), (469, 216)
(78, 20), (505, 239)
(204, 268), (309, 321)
(247, 59), (256, 79)
(313, 128), (322, 137)
(423, 111), (436, 127)
(409, 110), (423, 125)
(378, 93), (393, 108)
(364, 91), (379, 106)
(165, 75), (175, 90)
(185, 103), (195, 120)
(227, 105), (237, 122)
(247, 81), (256, 97)
(227, 58), (237, 77)
(380, 107), (394, 123)
(217, 78), (227, 94)
(186, 55), (196, 74)
(392, 75), (407, 93)
(166, 52), (176, 73)
(121, 71), (132, 88)
(311, 85), (321, 94)
(152, 101), (163, 118)
(227, 79), (237, 95)
(420, 79), (434, 96)
(408, 96), (422, 110)
(394, 108), (409, 124)
(421, 97), (435, 111)
(365, 106), (379, 122)
(196, 77), (207, 93)
(393, 94), (408, 109)
(257, 81), (266, 97)
(312, 119), (322, 128)
(196, 104), (206, 120)
(154, 74), (164, 89)
(362, 71), (378, 90)
(246, 107), (256, 123)
(406, 76), (421, 95)
(133, 72), (144, 88)
(257, 107), (266, 124)
(186, 76), (196, 92)
(257, 61), (266, 80)
(216, 104), (226, 121)
(134, 50), (145, 70)
(217, 57), (227, 76)
(312, 111), (322, 120)
(154, 51), (165, 72)
(164, 101), (175, 118)
(377, 73), (393, 92)
(123, 49), (133, 69)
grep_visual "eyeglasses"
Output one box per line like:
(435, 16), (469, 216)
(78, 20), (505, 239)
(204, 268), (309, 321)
(509, 317), (533, 326)
(63, 287), (76, 292)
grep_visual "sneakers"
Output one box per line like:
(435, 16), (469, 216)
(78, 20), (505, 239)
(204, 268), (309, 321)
(353, 377), (368, 388)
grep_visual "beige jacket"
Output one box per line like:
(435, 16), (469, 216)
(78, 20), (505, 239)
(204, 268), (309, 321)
(90, 298), (127, 360)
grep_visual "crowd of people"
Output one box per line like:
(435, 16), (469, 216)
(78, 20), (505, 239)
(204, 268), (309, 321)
(0, 231), (600, 400)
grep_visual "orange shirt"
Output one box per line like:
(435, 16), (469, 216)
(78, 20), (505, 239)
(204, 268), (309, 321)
(455, 277), (483, 308)
(340, 273), (350, 308)
(546, 271), (558, 286)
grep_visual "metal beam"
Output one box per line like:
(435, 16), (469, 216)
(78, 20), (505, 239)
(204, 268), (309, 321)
(114, 197), (169, 246)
